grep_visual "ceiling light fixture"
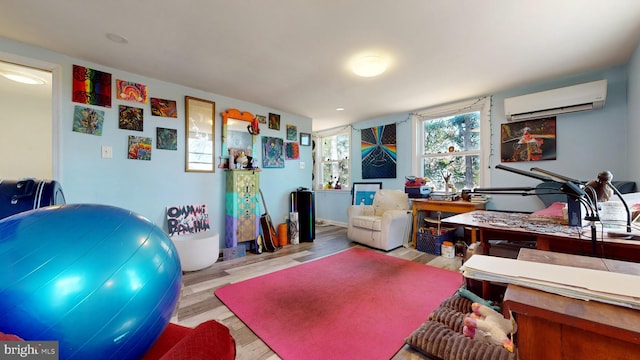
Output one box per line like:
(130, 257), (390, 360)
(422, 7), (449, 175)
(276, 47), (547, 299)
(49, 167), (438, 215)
(351, 55), (388, 77)
(336, 107), (345, 111)
(0, 71), (46, 85)
(106, 33), (129, 44)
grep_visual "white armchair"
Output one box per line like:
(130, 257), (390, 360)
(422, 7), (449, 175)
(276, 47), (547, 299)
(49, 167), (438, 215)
(347, 189), (412, 251)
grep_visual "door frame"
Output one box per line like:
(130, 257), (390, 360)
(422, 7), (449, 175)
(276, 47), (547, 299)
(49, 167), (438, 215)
(0, 51), (61, 180)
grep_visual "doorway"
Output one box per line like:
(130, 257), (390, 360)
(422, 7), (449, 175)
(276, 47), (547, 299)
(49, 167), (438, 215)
(0, 59), (54, 179)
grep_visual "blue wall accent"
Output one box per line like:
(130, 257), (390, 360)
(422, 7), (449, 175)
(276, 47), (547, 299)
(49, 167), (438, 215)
(320, 65), (634, 223)
(0, 36), (312, 250)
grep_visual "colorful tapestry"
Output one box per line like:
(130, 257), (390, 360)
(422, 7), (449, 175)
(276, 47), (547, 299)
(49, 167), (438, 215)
(156, 127), (178, 150)
(116, 79), (148, 103)
(501, 117), (556, 162)
(166, 204), (211, 237)
(150, 97), (178, 117)
(72, 106), (104, 136)
(285, 142), (299, 160)
(361, 123), (397, 179)
(119, 105), (144, 131)
(127, 136), (152, 160)
(262, 136), (284, 168)
(72, 65), (111, 108)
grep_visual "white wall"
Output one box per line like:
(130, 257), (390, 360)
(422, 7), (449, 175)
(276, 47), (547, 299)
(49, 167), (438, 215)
(628, 40), (640, 184)
(0, 36), (313, 250)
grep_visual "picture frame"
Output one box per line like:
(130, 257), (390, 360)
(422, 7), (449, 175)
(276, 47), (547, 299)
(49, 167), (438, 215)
(268, 113), (280, 130)
(300, 132), (311, 146)
(500, 117), (556, 162)
(351, 182), (382, 205)
(185, 96), (215, 172)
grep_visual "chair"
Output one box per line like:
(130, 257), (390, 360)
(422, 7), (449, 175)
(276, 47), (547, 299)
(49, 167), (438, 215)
(347, 189), (412, 251)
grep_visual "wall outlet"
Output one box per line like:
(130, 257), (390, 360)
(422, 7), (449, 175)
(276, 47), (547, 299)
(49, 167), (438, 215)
(101, 145), (112, 158)
(299, 161), (305, 169)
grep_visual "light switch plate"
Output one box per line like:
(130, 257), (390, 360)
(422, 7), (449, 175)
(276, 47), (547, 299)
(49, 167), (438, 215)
(101, 145), (112, 158)
(299, 161), (305, 169)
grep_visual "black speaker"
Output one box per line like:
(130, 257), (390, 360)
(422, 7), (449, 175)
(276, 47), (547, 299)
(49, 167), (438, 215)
(290, 189), (315, 242)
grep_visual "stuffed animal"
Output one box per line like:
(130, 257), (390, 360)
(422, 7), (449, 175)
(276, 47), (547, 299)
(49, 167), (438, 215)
(463, 302), (517, 352)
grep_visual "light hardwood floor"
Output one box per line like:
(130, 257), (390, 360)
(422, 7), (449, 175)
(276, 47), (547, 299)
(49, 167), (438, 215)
(172, 224), (463, 360)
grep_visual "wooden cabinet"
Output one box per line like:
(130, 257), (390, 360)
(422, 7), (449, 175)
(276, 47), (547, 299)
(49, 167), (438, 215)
(503, 249), (640, 359)
(225, 169), (260, 248)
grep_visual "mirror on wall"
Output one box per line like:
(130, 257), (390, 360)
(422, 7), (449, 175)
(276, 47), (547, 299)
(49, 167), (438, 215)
(185, 96), (216, 172)
(221, 109), (259, 168)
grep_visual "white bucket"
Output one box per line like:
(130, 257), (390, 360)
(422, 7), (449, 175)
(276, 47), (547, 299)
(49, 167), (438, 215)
(441, 242), (455, 259)
(171, 231), (220, 271)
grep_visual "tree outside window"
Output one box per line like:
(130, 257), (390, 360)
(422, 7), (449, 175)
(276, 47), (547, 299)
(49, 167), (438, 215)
(415, 97), (490, 192)
(318, 132), (350, 189)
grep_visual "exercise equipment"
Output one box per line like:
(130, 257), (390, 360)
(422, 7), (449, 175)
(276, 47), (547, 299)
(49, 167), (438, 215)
(0, 204), (182, 359)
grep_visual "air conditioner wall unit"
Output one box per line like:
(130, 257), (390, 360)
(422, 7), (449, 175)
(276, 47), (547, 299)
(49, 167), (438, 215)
(504, 80), (607, 122)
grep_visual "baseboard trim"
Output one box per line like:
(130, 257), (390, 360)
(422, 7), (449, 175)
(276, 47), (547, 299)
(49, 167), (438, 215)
(316, 218), (347, 228)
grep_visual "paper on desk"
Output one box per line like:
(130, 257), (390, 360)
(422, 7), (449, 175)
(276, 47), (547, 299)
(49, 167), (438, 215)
(461, 255), (640, 309)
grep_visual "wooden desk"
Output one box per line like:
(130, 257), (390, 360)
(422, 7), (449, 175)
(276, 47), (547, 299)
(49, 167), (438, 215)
(443, 210), (640, 262)
(410, 199), (486, 248)
(504, 249), (640, 360)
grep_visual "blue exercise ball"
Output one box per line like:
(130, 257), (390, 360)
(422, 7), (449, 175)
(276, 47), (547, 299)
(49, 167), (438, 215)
(0, 204), (182, 360)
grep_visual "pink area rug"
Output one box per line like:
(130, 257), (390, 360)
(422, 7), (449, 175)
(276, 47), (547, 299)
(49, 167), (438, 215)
(215, 248), (463, 360)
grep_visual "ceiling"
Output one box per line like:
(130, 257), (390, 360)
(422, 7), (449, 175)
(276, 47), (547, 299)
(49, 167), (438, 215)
(1, 1), (640, 132)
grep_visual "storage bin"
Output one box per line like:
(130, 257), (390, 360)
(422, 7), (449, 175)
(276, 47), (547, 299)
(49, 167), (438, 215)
(416, 227), (455, 255)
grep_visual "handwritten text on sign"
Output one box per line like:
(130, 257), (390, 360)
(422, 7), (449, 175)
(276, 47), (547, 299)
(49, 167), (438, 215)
(166, 204), (211, 236)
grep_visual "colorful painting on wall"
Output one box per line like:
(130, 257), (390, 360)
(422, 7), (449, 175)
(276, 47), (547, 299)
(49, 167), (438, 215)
(165, 204), (211, 237)
(262, 136), (284, 168)
(157, 127), (178, 150)
(119, 105), (144, 131)
(72, 106), (104, 136)
(72, 64), (112, 108)
(286, 124), (297, 141)
(268, 113), (280, 130)
(150, 97), (178, 117)
(361, 123), (397, 179)
(285, 142), (300, 160)
(127, 135), (152, 160)
(500, 117), (556, 162)
(116, 79), (148, 103)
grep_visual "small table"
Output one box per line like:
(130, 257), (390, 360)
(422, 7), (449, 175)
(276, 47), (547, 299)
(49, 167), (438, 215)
(411, 199), (486, 248)
(503, 249), (640, 359)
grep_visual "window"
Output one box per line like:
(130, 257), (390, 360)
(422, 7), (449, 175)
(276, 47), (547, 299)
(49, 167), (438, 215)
(315, 130), (350, 190)
(413, 98), (490, 191)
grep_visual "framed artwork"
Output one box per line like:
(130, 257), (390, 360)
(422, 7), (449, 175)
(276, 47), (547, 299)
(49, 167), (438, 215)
(285, 142), (299, 160)
(262, 136), (284, 168)
(361, 124), (396, 179)
(118, 105), (144, 131)
(185, 96), (215, 172)
(286, 124), (297, 140)
(72, 105), (104, 136)
(156, 127), (178, 150)
(300, 132), (311, 146)
(127, 136), (152, 160)
(351, 182), (382, 205)
(72, 64), (111, 108)
(256, 114), (267, 124)
(150, 97), (178, 117)
(116, 79), (148, 103)
(268, 113), (280, 130)
(500, 117), (556, 162)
